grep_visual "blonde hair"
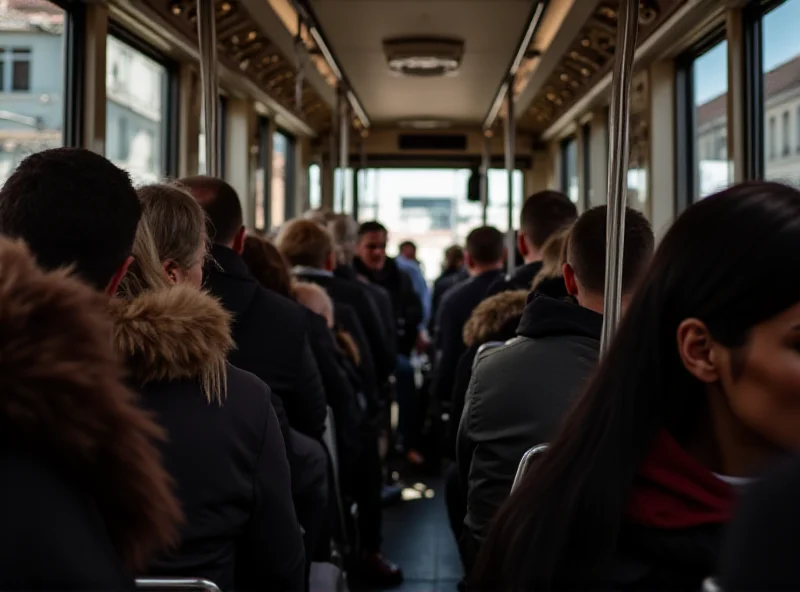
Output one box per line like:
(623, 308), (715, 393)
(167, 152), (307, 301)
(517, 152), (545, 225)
(276, 218), (334, 269)
(531, 225), (571, 290)
(117, 217), (171, 298)
(294, 281), (334, 328)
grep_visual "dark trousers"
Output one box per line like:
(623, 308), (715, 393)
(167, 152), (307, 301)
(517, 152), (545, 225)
(290, 429), (329, 563)
(444, 462), (470, 570)
(395, 354), (418, 451)
(352, 433), (383, 552)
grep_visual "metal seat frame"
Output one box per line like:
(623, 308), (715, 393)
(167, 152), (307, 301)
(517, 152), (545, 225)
(135, 578), (221, 592)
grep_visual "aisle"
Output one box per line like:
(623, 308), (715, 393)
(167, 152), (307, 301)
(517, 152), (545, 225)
(379, 478), (463, 592)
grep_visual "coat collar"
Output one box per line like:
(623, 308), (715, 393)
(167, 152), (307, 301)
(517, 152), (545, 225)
(463, 289), (528, 346)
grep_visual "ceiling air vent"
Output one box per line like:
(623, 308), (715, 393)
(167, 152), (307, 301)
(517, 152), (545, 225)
(383, 37), (464, 77)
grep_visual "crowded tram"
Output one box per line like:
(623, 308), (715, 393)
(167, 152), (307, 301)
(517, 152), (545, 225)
(2, 0), (800, 591)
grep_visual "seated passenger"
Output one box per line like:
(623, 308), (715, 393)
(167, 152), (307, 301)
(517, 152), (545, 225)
(471, 182), (800, 591)
(277, 218), (395, 386)
(0, 148), (181, 589)
(180, 176), (329, 567)
(433, 226), (505, 407)
(459, 206), (653, 569)
(486, 190), (577, 297)
(115, 184), (305, 590)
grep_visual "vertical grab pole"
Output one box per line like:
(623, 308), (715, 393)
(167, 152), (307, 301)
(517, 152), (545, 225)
(480, 132), (490, 225)
(197, 0), (219, 177)
(339, 88), (350, 214)
(504, 74), (516, 276)
(600, 0), (639, 354)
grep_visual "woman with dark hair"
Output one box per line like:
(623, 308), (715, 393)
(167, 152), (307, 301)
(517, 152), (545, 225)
(471, 181), (800, 591)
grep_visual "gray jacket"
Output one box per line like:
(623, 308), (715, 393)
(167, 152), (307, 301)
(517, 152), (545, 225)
(456, 294), (602, 560)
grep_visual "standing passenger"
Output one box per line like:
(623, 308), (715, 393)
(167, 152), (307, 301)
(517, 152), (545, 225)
(396, 240), (431, 340)
(472, 182), (800, 591)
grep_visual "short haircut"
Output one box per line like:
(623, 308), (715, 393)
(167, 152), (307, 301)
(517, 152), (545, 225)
(399, 240), (416, 251)
(520, 190), (578, 249)
(445, 244), (464, 267)
(0, 147), (141, 289)
(276, 219), (334, 269)
(567, 205), (654, 294)
(179, 176), (242, 245)
(466, 226), (505, 265)
(358, 220), (387, 238)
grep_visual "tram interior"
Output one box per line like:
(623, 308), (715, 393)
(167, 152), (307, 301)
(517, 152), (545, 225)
(2, 0), (800, 590)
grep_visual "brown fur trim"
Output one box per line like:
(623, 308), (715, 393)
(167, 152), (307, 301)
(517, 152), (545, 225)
(109, 286), (233, 403)
(0, 238), (182, 572)
(463, 290), (528, 346)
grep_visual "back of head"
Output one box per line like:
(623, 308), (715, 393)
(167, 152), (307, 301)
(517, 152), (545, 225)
(532, 226), (571, 288)
(520, 190), (578, 249)
(179, 176), (242, 245)
(466, 226), (505, 265)
(0, 147), (141, 289)
(276, 218), (334, 269)
(329, 214), (359, 265)
(444, 245), (464, 270)
(137, 183), (207, 272)
(303, 208), (335, 225)
(567, 206), (654, 295)
(473, 182), (800, 590)
(241, 235), (294, 298)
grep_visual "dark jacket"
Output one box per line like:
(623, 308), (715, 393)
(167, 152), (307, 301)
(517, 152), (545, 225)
(204, 245), (326, 440)
(297, 270), (396, 383)
(354, 256), (423, 356)
(432, 269), (503, 403)
(0, 239), (180, 591)
(335, 264), (396, 355)
(485, 260), (543, 297)
(458, 294), (602, 559)
(110, 285), (305, 592)
(430, 267), (468, 335)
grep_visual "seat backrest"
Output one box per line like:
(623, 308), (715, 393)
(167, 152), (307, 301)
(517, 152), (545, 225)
(473, 341), (505, 369)
(135, 578), (221, 592)
(510, 444), (549, 493)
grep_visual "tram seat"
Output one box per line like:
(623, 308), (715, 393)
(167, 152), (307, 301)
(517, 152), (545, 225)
(135, 578), (220, 592)
(473, 341), (506, 369)
(510, 444), (549, 493)
(322, 405), (355, 554)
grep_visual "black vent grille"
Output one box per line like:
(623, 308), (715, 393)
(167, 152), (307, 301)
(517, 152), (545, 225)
(397, 134), (467, 151)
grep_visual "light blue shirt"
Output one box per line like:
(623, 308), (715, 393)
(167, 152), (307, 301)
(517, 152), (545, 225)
(396, 255), (431, 331)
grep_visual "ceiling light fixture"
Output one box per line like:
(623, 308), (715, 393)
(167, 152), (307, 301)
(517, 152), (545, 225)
(383, 37), (464, 77)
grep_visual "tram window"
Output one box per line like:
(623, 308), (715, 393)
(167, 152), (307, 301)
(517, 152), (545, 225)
(308, 163), (321, 210)
(271, 131), (291, 226)
(762, 0), (800, 185)
(105, 35), (167, 184)
(0, 1), (64, 186)
(334, 167), (354, 214)
(691, 40), (730, 200)
(560, 136), (579, 204)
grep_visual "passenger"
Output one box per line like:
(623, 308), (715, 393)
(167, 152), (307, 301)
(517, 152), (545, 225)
(116, 184), (305, 590)
(432, 226), (505, 408)
(486, 190), (577, 296)
(472, 182), (800, 591)
(0, 148), (181, 589)
(354, 220), (424, 461)
(278, 218), (396, 385)
(529, 226), (572, 299)
(180, 176), (329, 569)
(244, 237), (404, 587)
(459, 206), (653, 570)
(720, 455), (800, 591)
(396, 239), (431, 341)
(430, 245), (468, 338)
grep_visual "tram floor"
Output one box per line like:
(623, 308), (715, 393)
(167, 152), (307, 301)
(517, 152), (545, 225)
(378, 476), (463, 592)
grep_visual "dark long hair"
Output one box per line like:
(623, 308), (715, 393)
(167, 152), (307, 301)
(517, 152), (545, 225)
(470, 182), (800, 590)
(241, 235), (294, 298)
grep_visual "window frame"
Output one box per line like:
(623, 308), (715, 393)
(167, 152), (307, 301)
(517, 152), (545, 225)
(106, 23), (180, 178)
(675, 28), (727, 209)
(581, 122), (591, 210)
(559, 135), (578, 204)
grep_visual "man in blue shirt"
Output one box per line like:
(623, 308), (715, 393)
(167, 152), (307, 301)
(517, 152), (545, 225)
(396, 240), (431, 344)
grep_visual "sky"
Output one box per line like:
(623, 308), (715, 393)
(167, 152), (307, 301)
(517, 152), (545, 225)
(694, 0), (800, 106)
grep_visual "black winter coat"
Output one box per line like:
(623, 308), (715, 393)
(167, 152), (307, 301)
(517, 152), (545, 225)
(110, 285), (305, 592)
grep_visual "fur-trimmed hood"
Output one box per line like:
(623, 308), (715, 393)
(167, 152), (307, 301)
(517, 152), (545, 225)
(463, 289), (528, 347)
(0, 237), (182, 572)
(109, 285), (233, 402)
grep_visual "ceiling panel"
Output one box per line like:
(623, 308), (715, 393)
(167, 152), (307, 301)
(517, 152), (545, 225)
(311, 0), (532, 125)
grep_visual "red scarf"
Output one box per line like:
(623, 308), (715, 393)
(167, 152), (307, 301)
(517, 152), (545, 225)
(627, 430), (736, 529)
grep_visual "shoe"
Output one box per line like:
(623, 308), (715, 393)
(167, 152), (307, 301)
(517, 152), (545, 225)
(356, 553), (404, 588)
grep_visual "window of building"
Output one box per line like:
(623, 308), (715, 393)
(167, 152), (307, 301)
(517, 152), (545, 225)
(401, 197), (452, 230)
(309, 163), (321, 210)
(0, 2), (64, 187)
(761, 0), (800, 184)
(105, 34), (168, 184)
(689, 39), (731, 200)
(11, 48), (30, 91)
(561, 137), (579, 204)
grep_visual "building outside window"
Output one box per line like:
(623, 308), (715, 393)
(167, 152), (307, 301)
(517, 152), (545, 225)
(783, 110), (791, 155)
(561, 136), (579, 204)
(271, 131), (289, 227)
(105, 35), (166, 184)
(0, 0), (64, 186)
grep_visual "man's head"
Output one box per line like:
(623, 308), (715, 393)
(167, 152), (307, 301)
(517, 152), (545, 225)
(276, 219), (335, 271)
(399, 240), (416, 261)
(444, 245), (464, 272)
(564, 205), (654, 313)
(0, 148), (141, 294)
(519, 191), (578, 263)
(328, 214), (359, 266)
(465, 226), (505, 275)
(180, 176), (245, 254)
(357, 220), (388, 271)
